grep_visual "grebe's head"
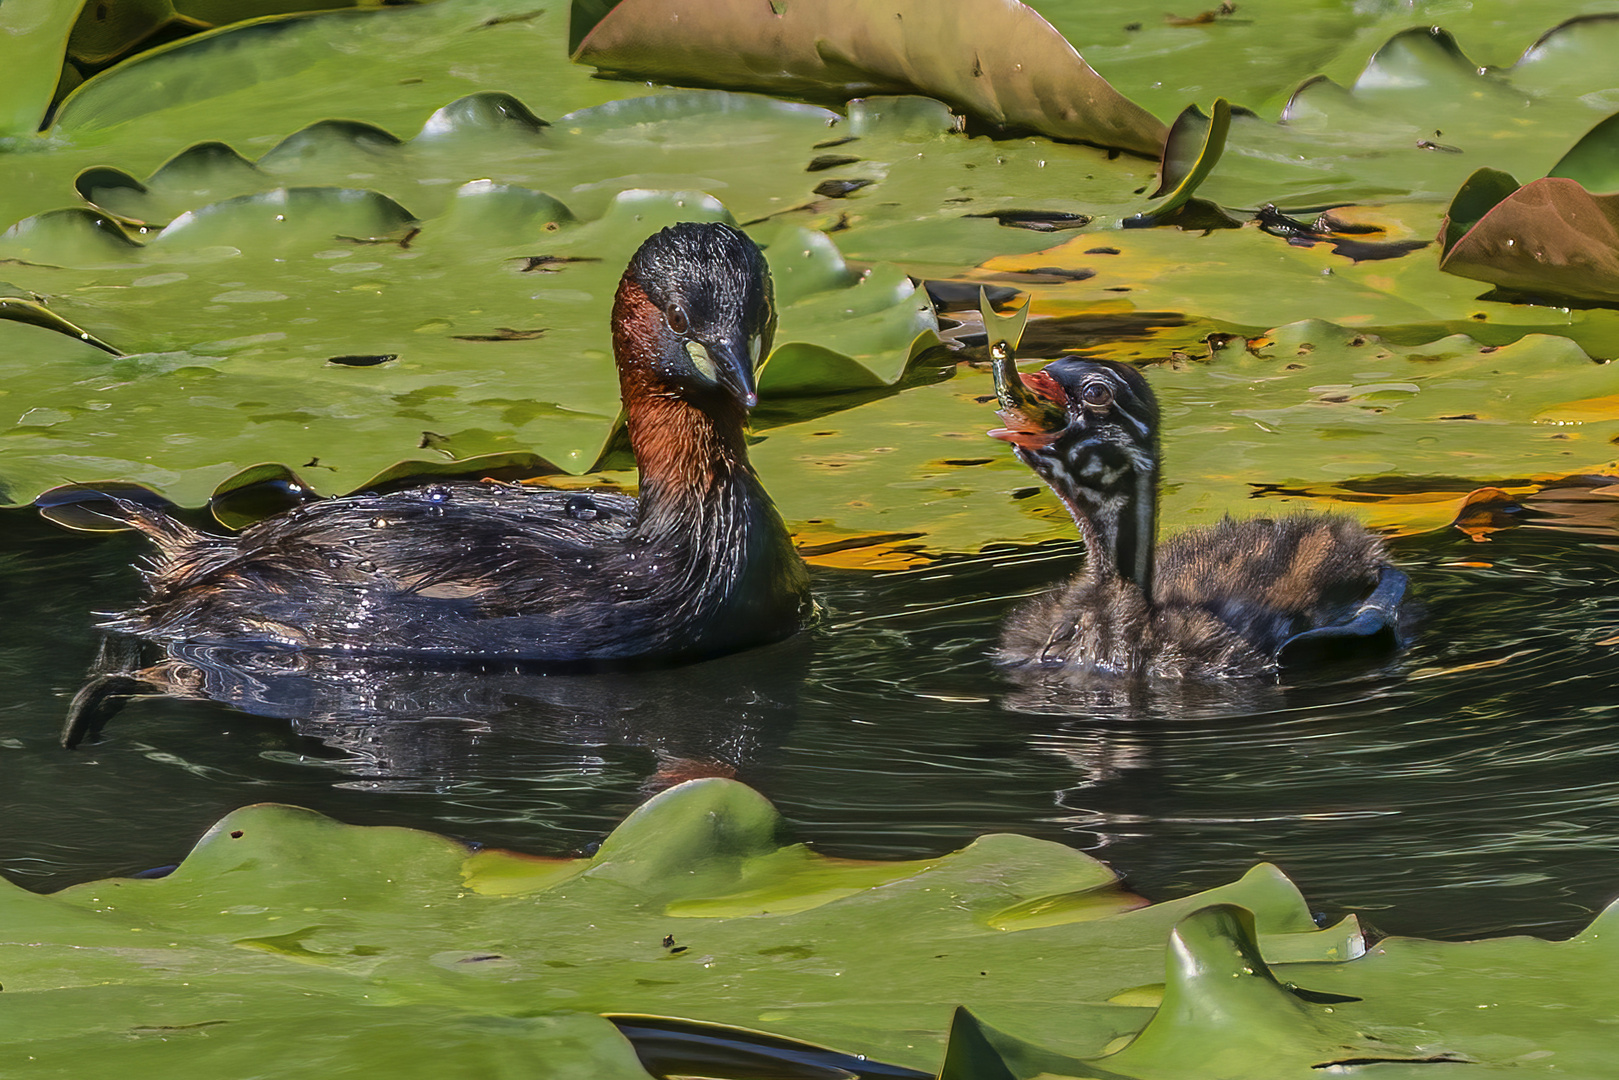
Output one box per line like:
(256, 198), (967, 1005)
(614, 222), (777, 410)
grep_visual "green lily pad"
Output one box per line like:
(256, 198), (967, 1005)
(950, 891), (1619, 1077)
(7, 779), (1619, 1077)
(0, 0), (86, 138)
(1439, 167), (1522, 253)
(2, 0), (1616, 544)
(975, 214), (1619, 357)
(1430, 104), (1619, 307)
(751, 318), (1619, 555)
(0, 142), (944, 506)
(1550, 111), (1619, 194)
(1192, 21), (1619, 214)
(65, 0), (208, 72)
(1146, 98), (1230, 214)
(0, 294), (120, 354)
(0, 0), (642, 231)
(1037, 0), (1618, 119)
(0, 778), (1364, 1075)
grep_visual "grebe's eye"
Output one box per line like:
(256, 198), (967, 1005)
(1080, 382), (1114, 409)
(666, 303), (690, 336)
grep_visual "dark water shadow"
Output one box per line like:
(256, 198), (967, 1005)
(4, 509), (1619, 941)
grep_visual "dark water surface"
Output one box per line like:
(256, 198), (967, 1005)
(3, 508), (1617, 941)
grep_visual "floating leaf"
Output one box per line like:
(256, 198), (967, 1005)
(65, 0), (208, 71)
(0, 779), (1365, 1075)
(0, 295), (121, 354)
(1140, 98), (1230, 218)
(1438, 167), (1521, 253)
(1165, 20), (1619, 216)
(0, 0), (89, 137)
(8, 780), (1619, 1077)
(0, 113), (946, 506)
(572, 0), (1167, 157)
(751, 318), (1619, 553)
(1548, 111), (1619, 194)
(1439, 177), (1619, 306)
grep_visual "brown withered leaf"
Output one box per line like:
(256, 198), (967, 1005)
(1438, 177), (1619, 305)
(573, 0), (1166, 156)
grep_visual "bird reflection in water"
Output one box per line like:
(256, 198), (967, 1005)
(64, 633), (810, 795)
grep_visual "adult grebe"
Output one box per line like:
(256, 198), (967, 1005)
(93, 222), (811, 666)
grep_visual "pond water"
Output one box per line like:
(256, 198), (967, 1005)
(2, 505), (1616, 942)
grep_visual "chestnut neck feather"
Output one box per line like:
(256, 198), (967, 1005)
(613, 279), (756, 535)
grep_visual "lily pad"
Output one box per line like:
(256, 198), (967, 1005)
(1433, 112), (1619, 306)
(1013, 14), (1619, 241)
(0, 0), (86, 138)
(750, 318), (1619, 556)
(8, 779), (1619, 1078)
(571, 0), (1168, 157)
(1035, 0), (1615, 119)
(0, 145), (942, 506)
(973, 214), (1619, 358)
(1439, 176), (1619, 306)
(2, 0), (1616, 544)
(1550, 110), (1619, 194)
(0, 778), (1364, 1075)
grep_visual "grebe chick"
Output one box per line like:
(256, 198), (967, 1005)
(96, 222), (811, 665)
(990, 353), (1406, 678)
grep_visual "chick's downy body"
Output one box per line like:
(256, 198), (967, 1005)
(991, 355), (1406, 679)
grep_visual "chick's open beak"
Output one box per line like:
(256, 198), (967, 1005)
(988, 348), (1068, 449)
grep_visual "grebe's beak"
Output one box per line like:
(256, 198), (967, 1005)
(989, 347), (1068, 449)
(704, 332), (761, 409)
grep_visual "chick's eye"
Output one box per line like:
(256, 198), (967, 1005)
(1080, 382), (1113, 409)
(666, 304), (689, 335)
